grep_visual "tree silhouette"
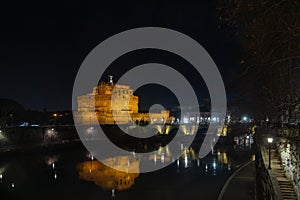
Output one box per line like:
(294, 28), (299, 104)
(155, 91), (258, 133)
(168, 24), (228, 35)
(218, 0), (300, 122)
(0, 99), (24, 126)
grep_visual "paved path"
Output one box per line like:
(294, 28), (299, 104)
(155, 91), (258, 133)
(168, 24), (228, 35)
(271, 149), (297, 200)
(217, 160), (255, 200)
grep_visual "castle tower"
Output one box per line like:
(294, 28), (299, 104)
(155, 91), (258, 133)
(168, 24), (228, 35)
(76, 76), (170, 125)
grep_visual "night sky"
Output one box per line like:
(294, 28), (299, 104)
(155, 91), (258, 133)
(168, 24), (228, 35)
(0, 0), (239, 111)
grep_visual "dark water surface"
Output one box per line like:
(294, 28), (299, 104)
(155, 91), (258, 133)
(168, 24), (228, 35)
(0, 131), (253, 200)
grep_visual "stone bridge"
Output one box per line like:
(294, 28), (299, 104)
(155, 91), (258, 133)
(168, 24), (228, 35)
(149, 124), (203, 135)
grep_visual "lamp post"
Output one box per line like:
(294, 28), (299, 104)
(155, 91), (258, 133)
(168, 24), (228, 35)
(53, 113), (58, 125)
(267, 137), (273, 169)
(10, 114), (13, 127)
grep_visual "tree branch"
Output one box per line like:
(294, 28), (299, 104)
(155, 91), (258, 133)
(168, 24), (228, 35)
(241, 55), (300, 76)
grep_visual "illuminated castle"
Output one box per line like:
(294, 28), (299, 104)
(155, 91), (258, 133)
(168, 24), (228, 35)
(76, 76), (170, 125)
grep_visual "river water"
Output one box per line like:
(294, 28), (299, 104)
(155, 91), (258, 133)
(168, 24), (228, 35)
(0, 130), (253, 200)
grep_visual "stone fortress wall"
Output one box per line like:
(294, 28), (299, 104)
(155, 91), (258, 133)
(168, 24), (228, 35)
(75, 76), (171, 125)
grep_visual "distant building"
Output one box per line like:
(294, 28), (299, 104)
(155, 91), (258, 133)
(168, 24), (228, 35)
(171, 105), (221, 124)
(75, 76), (170, 125)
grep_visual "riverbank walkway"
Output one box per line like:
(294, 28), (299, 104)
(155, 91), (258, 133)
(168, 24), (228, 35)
(217, 160), (255, 200)
(218, 151), (298, 200)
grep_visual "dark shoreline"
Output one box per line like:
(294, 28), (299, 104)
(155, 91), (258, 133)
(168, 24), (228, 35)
(0, 124), (233, 157)
(0, 139), (83, 157)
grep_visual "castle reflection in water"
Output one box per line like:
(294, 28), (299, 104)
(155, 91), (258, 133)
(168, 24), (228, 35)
(76, 145), (231, 192)
(76, 156), (140, 191)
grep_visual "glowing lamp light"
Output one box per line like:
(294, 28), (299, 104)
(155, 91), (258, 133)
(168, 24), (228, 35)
(267, 137), (273, 169)
(267, 137), (273, 144)
(112, 189), (115, 197)
(183, 117), (189, 124)
(213, 162), (217, 170)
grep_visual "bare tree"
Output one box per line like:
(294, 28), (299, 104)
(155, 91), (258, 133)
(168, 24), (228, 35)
(218, 0), (300, 123)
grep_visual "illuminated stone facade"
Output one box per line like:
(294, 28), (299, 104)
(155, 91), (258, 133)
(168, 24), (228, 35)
(76, 79), (170, 125)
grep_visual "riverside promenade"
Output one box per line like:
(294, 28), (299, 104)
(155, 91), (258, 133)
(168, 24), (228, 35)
(217, 127), (299, 200)
(217, 160), (255, 200)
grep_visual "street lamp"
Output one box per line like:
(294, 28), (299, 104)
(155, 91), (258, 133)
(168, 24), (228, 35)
(53, 113), (58, 125)
(267, 137), (273, 169)
(10, 114), (13, 127)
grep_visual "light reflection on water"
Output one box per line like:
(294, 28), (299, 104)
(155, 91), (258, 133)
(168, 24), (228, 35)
(77, 156), (140, 191)
(0, 142), (253, 200)
(74, 144), (239, 194)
